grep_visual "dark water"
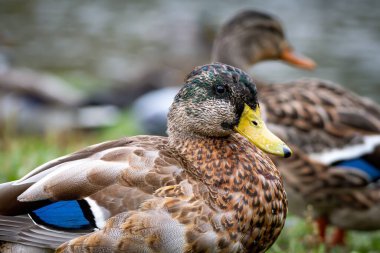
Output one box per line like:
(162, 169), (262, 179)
(1, 0), (380, 101)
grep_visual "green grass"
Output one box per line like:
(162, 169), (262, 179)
(0, 110), (141, 182)
(1, 111), (380, 252)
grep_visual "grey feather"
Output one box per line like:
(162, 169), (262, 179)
(0, 215), (85, 249)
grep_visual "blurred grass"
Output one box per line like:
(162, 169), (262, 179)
(1, 110), (380, 252)
(0, 110), (141, 182)
(269, 215), (380, 253)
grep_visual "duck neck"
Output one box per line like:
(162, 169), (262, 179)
(211, 47), (250, 71)
(211, 38), (270, 92)
(168, 133), (239, 181)
(168, 132), (281, 187)
(211, 36), (263, 72)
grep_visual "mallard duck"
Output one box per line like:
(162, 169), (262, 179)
(0, 63), (291, 252)
(211, 10), (380, 245)
(134, 9), (380, 245)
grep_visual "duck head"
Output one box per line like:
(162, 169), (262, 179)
(211, 10), (316, 71)
(167, 63), (291, 158)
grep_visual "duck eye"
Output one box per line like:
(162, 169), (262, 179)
(215, 85), (226, 95)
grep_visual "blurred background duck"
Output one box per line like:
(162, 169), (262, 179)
(0, 67), (119, 134)
(134, 9), (380, 245)
(0, 63), (291, 252)
(0, 36), (119, 134)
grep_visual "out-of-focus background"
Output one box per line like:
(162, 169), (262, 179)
(0, 0), (380, 252)
(1, 0), (380, 98)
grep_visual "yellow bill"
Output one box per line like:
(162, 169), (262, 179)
(235, 104), (292, 158)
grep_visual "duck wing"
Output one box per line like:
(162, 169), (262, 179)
(0, 215), (85, 249)
(0, 136), (184, 235)
(261, 78), (380, 164)
(12, 135), (183, 203)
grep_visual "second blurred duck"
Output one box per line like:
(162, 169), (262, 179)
(0, 38), (119, 134)
(134, 10), (380, 245)
(0, 66), (119, 133)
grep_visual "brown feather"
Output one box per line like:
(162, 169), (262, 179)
(57, 134), (286, 253)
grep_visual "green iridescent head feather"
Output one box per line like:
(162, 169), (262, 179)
(175, 63), (258, 111)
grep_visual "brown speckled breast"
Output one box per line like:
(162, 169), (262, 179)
(169, 134), (287, 252)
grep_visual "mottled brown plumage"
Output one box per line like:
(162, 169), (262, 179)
(55, 135), (286, 253)
(261, 79), (380, 234)
(0, 63), (290, 252)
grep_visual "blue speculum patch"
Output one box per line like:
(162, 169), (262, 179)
(336, 158), (380, 181)
(30, 200), (96, 231)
